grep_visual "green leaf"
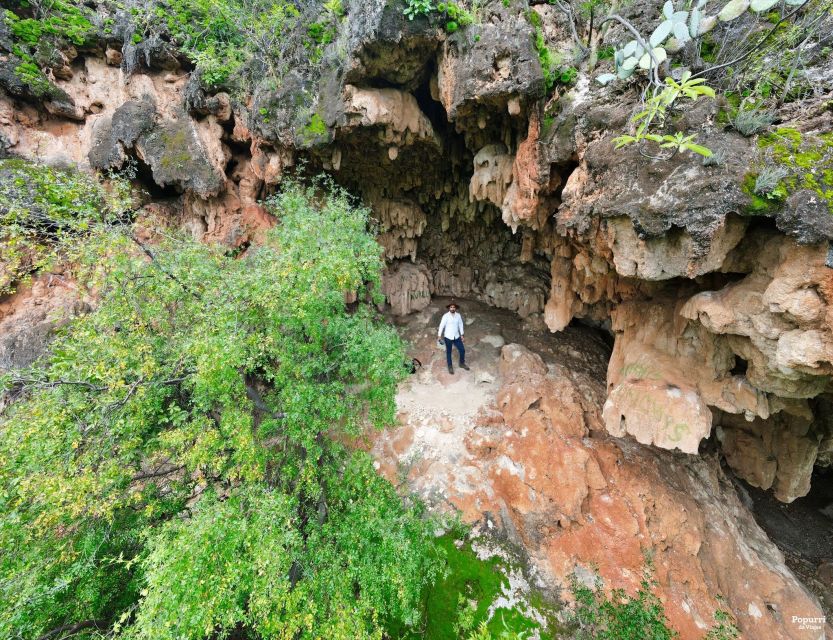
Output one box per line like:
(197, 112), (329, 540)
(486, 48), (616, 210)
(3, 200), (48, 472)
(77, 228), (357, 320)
(749, 0), (779, 11)
(638, 47), (667, 69)
(672, 20), (690, 42)
(596, 73), (617, 85)
(649, 20), (673, 47)
(622, 55), (639, 70)
(617, 65), (636, 79)
(684, 142), (715, 157)
(622, 39), (640, 58)
(718, 0), (750, 21)
(613, 135), (638, 148)
(689, 7), (701, 37)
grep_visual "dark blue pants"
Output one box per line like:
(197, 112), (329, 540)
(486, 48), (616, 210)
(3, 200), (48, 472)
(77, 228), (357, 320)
(444, 337), (465, 368)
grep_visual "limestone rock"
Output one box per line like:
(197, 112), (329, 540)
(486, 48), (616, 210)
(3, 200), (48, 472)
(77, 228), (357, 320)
(436, 6), (544, 123)
(501, 111), (552, 232)
(605, 214), (748, 281)
(138, 116), (225, 197)
(555, 94), (756, 280)
(371, 196), (427, 261)
(382, 261), (431, 316)
(681, 235), (833, 396)
(88, 97), (157, 170)
(717, 411), (820, 502)
(469, 144), (514, 207)
(603, 379), (713, 453)
(372, 330), (828, 640)
(88, 95), (224, 197)
(339, 85), (438, 148)
(0, 277), (87, 372)
(778, 190), (833, 244)
(337, 0), (438, 92)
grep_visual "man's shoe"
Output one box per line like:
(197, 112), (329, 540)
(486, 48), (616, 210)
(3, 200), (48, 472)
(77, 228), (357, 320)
(460, 363), (470, 371)
(448, 365), (454, 374)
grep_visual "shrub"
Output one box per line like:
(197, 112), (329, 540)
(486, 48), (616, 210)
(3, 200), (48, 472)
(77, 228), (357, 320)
(405, 0), (435, 20)
(0, 159), (129, 294)
(0, 179), (443, 640)
(613, 72), (716, 158)
(404, 0), (474, 32)
(566, 564), (744, 640)
(732, 109), (775, 137)
(753, 165), (788, 197)
(566, 565), (678, 640)
(2, 1), (96, 96)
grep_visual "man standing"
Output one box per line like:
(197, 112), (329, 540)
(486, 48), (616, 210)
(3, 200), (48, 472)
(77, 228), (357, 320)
(437, 301), (469, 374)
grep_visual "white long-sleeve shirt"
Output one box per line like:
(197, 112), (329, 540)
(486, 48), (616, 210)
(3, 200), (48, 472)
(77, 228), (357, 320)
(438, 311), (464, 340)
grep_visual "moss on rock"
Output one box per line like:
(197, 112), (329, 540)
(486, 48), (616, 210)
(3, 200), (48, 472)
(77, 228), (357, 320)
(389, 530), (559, 639)
(758, 127), (833, 209)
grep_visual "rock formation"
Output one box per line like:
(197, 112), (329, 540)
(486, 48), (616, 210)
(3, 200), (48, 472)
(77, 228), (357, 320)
(2, 0), (832, 635)
(372, 300), (829, 640)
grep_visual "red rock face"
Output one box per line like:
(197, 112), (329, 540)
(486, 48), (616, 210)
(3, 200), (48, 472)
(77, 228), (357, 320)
(0, 276), (88, 374)
(372, 302), (830, 639)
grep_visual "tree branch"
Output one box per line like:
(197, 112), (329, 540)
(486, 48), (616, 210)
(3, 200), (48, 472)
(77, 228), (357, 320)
(129, 235), (202, 301)
(37, 619), (109, 640)
(8, 377), (107, 392)
(132, 463), (186, 482)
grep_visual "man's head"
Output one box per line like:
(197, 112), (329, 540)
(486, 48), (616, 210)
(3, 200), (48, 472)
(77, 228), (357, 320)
(447, 303), (458, 314)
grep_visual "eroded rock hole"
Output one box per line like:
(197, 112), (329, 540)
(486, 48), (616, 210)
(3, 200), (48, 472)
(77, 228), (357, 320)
(128, 152), (181, 200)
(730, 356), (749, 377)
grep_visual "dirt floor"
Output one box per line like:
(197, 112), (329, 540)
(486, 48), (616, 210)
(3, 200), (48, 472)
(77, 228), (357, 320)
(374, 296), (610, 517)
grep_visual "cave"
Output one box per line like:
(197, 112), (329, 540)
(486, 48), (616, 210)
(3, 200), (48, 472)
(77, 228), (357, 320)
(736, 464), (833, 616)
(2, 0), (833, 637)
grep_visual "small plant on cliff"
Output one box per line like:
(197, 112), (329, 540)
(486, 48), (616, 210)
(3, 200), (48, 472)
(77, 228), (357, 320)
(529, 10), (579, 92)
(612, 71), (716, 158)
(0, 179), (443, 640)
(704, 600), (740, 640)
(566, 562), (677, 640)
(2, 1), (96, 97)
(404, 0), (474, 32)
(405, 0), (435, 19)
(731, 108), (775, 137)
(591, 0), (827, 159)
(755, 127), (833, 207)
(753, 164), (789, 198)
(566, 564), (745, 640)
(133, 0), (343, 90)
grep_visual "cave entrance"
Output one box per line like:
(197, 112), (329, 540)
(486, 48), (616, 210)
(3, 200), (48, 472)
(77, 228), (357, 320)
(410, 204), (552, 320)
(737, 466), (833, 616)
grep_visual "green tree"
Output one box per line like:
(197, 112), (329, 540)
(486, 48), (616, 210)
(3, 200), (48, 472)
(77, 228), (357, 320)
(0, 158), (130, 294)
(0, 179), (442, 639)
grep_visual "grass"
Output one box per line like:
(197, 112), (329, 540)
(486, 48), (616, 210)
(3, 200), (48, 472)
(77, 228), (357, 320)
(389, 532), (556, 639)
